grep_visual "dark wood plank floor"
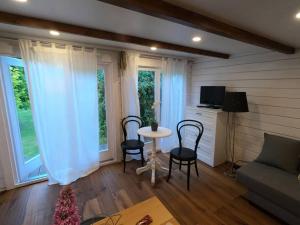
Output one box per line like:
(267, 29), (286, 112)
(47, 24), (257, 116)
(0, 153), (284, 225)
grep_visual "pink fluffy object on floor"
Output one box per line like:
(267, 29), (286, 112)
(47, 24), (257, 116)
(53, 187), (81, 225)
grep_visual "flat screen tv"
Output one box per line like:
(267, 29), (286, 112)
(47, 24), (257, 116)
(200, 86), (226, 108)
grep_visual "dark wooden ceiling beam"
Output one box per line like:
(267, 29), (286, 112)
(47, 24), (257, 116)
(0, 11), (230, 59)
(98, 0), (295, 54)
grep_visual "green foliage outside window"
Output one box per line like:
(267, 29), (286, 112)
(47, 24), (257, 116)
(138, 70), (155, 126)
(10, 66), (30, 110)
(97, 69), (107, 147)
(9, 66), (39, 161)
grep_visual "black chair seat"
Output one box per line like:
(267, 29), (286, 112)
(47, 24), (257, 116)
(121, 139), (144, 150)
(170, 147), (197, 161)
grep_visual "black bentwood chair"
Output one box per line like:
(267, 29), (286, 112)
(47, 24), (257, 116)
(121, 116), (145, 173)
(167, 120), (204, 190)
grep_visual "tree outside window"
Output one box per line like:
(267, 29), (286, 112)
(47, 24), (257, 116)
(138, 70), (155, 127)
(97, 69), (108, 150)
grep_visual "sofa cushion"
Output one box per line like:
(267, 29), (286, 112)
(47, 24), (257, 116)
(255, 133), (300, 174)
(237, 162), (300, 217)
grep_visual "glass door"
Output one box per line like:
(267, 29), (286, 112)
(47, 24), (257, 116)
(0, 56), (46, 183)
(97, 65), (113, 162)
(138, 69), (161, 142)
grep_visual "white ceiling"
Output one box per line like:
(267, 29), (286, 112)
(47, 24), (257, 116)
(0, 0), (298, 58)
(166, 0), (300, 48)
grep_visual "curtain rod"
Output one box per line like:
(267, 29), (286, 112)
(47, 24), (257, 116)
(0, 35), (121, 52)
(0, 34), (195, 62)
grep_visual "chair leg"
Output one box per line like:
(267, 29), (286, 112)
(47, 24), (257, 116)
(187, 161), (191, 191)
(179, 160), (182, 170)
(123, 150), (126, 173)
(140, 148), (145, 166)
(195, 160), (199, 177)
(167, 156), (173, 182)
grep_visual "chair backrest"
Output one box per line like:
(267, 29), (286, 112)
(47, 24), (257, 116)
(177, 119), (204, 153)
(121, 116), (142, 141)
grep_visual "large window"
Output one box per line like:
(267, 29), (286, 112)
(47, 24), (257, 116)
(138, 70), (155, 126)
(9, 65), (39, 162)
(138, 69), (161, 143)
(1, 56), (45, 182)
(97, 68), (108, 151)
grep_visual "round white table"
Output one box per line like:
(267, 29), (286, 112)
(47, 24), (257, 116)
(136, 126), (172, 185)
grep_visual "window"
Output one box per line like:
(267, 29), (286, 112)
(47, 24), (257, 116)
(9, 65), (39, 162)
(138, 70), (155, 126)
(1, 56), (45, 183)
(97, 68), (108, 151)
(138, 69), (161, 142)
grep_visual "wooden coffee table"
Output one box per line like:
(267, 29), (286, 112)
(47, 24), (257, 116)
(94, 197), (179, 225)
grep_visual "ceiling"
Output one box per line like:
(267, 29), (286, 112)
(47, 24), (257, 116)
(166, 0), (300, 48)
(0, 0), (299, 58)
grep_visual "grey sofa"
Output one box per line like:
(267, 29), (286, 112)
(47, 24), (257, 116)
(236, 133), (300, 225)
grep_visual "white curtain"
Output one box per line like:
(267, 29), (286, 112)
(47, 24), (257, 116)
(120, 51), (146, 160)
(160, 58), (187, 152)
(20, 40), (99, 185)
(121, 51), (140, 125)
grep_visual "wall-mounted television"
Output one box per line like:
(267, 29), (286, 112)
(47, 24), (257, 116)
(199, 86), (226, 109)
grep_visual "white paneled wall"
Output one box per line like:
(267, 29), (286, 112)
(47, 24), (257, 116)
(189, 51), (300, 162)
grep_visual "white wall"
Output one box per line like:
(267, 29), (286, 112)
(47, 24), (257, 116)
(189, 51), (300, 162)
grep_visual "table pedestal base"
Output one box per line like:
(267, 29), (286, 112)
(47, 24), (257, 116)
(136, 159), (169, 185)
(136, 138), (168, 185)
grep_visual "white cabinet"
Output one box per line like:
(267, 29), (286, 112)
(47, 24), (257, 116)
(183, 106), (227, 167)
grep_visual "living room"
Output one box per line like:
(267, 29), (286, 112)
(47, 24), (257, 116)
(0, 1), (299, 225)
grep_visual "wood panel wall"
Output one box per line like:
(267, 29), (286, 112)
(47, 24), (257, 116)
(189, 51), (300, 161)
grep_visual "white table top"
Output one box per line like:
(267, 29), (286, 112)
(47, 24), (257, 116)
(137, 126), (172, 138)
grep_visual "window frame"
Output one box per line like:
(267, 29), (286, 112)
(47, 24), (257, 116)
(97, 66), (108, 152)
(0, 56), (45, 186)
(97, 63), (114, 162)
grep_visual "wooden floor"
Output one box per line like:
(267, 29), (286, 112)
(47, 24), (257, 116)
(0, 153), (284, 225)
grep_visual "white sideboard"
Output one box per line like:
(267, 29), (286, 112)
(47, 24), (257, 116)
(183, 106), (227, 167)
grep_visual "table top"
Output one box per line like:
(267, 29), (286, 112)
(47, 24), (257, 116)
(95, 197), (179, 225)
(137, 126), (172, 138)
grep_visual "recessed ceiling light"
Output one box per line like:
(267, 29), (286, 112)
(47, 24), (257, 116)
(49, 30), (60, 36)
(296, 12), (300, 19)
(150, 46), (157, 51)
(14, 0), (28, 3)
(192, 36), (202, 42)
